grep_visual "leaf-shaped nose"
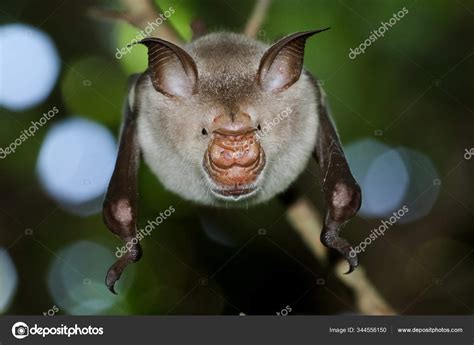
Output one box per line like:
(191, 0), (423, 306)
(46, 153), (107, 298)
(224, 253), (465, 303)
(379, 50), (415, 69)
(204, 129), (265, 188)
(209, 130), (260, 169)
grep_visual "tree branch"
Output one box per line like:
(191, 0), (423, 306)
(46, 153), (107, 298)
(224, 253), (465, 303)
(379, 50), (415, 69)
(285, 197), (396, 315)
(89, 0), (183, 45)
(244, 0), (272, 38)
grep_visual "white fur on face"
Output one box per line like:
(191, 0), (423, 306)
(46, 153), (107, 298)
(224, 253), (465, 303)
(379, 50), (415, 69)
(136, 33), (320, 207)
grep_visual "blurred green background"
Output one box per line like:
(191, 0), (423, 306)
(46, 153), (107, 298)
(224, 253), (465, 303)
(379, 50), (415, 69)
(0, 0), (473, 315)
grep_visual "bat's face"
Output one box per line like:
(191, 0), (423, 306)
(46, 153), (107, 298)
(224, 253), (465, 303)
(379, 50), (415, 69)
(135, 32), (323, 206)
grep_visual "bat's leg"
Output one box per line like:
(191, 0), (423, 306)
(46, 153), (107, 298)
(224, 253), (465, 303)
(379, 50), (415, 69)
(311, 78), (362, 274)
(103, 76), (142, 294)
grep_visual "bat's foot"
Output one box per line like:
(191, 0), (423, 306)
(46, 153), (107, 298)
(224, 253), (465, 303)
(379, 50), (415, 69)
(105, 244), (142, 294)
(321, 229), (358, 274)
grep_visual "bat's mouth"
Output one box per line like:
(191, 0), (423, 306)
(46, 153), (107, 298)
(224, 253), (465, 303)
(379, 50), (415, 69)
(211, 185), (259, 199)
(203, 127), (266, 200)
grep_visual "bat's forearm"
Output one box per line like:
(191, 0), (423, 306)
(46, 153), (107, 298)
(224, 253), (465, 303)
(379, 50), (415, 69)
(311, 78), (362, 272)
(102, 76), (142, 293)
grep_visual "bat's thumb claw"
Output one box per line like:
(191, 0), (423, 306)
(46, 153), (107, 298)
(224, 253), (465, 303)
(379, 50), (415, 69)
(105, 264), (121, 295)
(107, 283), (118, 295)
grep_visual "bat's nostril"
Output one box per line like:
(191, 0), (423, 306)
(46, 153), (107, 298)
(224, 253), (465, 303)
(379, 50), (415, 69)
(213, 126), (257, 136)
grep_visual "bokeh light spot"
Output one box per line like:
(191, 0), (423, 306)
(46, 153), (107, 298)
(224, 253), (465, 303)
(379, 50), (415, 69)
(0, 248), (18, 313)
(346, 138), (409, 218)
(47, 241), (132, 315)
(363, 149), (409, 217)
(396, 147), (440, 223)
(346, 139), (439, 222)
(36, 117), (116, 215)
(0, 23), (60, 111)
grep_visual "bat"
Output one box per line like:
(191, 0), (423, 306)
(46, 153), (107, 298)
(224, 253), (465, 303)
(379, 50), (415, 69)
(102, 27), (361, 294)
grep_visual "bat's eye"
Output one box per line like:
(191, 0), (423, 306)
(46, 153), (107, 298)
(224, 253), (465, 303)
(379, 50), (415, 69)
(201, 128), (208, 135)
(257, 124), (262, 131)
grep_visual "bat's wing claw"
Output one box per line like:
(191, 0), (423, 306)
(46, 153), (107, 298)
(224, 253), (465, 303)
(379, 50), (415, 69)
(106, 262), (121, 295)
(105, 245), (142, 294)
(107, 282), (117, 295)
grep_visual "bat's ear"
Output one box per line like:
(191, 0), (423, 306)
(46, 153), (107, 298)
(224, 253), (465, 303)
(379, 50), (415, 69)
(139, 38), (198, 97)
(257, 28), (330, 92)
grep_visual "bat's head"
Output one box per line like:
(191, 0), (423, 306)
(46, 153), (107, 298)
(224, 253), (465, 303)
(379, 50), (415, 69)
(137, 29), (328, 205)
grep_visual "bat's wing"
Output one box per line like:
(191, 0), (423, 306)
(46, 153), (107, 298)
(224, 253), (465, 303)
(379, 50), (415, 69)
(102, 74), (142, 293)
(310, 75), (362, 273)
